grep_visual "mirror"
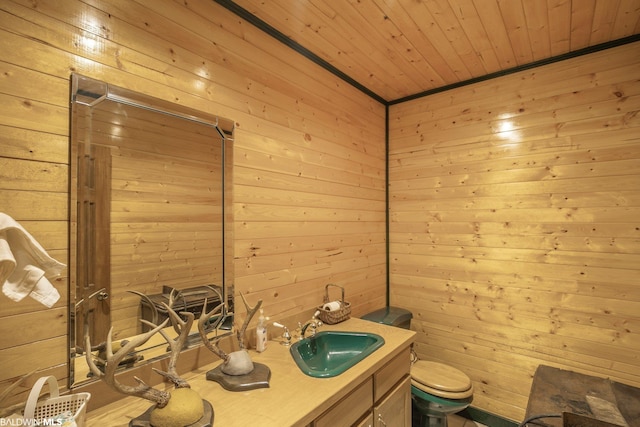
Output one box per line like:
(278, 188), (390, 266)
(69, 74), (234, 387)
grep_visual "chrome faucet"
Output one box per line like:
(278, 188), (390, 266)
(273, 322), (292, 346)
(299, 310), (323, 339)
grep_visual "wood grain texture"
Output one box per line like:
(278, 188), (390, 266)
(234, 0), (640, 101)
(0, 0), (637, 423)
(0, 0), (385, 407)
(388, 42), (640, 422)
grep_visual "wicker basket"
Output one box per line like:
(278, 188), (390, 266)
(23, 376), (90, 427)
(316, 284), (351, 325)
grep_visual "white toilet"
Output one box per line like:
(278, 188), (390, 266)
(362, 307), (474, 427)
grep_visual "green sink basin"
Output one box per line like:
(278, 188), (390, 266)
(290, 331), (385, 378)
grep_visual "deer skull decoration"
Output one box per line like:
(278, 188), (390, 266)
(84, 304), (205, 427)
(198, 292), (263, 376)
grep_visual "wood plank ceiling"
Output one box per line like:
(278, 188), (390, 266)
(224, 0), (640, 103)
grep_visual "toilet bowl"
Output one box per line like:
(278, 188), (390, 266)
(362, 307), (473, 427)
(411, 360), (473, 427)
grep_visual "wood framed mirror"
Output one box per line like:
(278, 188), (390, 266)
(69, 74), (234, 387)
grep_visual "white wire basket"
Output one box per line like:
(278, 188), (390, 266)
(23, 376), (90, 427)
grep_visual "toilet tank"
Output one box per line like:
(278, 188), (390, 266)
(361, 306), (412, 329)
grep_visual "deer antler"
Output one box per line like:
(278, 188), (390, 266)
(237, 292), (262, 350)
(150, 303), (194, 389)
(129, 289), (183, 335)
(128, 290), (159, 326)
(198, 291), (261, 376)
(85, 320), (172, 408)
(0, 369), (37, 418)
(197, 299), (227, 361)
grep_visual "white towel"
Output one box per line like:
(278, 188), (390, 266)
(0, 213), (65, 308)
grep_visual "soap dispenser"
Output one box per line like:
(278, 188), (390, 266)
(256, 309), (268, 352)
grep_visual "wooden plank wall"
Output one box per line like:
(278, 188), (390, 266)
(0, 0), (386, 406)
(388, 42), (640, 422)
(83, 101), (226, 339)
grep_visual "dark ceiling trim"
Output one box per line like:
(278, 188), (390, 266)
(389, 34), (640, 105)
(215, 0), (640, 107)
(214, 0), (387, 105)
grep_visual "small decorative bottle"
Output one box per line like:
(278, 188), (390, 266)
(256, 309), (268, 352)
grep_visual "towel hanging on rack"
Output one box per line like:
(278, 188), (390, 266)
(0, 213), (65, 308)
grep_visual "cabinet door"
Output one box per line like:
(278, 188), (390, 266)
(374, 375), (411, 427)
(356, 412), (374, 427)
(314, 377), (373, 427)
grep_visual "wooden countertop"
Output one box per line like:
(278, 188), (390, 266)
(86, 318), (416, 427)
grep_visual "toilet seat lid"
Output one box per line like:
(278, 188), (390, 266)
(411, 379), (474, 400)
(411, 361), (472, 393)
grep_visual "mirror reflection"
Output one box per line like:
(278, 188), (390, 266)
(69, 74), (234, 387)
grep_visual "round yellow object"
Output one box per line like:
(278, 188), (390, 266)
(149, 388), (204, 427)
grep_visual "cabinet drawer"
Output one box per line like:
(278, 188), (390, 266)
(374, 346), (411, 402)
(314, 377), (373, 427)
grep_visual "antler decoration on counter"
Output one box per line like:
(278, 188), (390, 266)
(197, 299), (228, 362)
(85, 320), (173, 407)
(236, 292), (263, 350)
(84, 304), (207, 427)
(0, 369), (36, 418)
(128, 288), (182, 335)
(198, 291), (263, 376)
(151, 303), (194, 389)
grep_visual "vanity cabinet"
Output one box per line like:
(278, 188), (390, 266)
(314, 346), (412, 427)
(85, 318), (416, 427)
